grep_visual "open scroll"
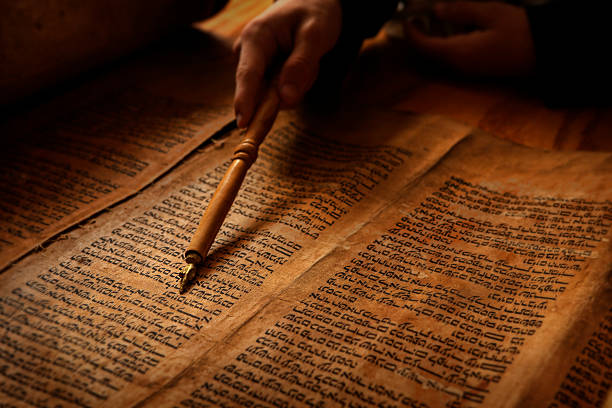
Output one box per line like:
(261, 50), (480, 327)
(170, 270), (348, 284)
(0, 30), (235, 270)
(0, 109), (609, 407)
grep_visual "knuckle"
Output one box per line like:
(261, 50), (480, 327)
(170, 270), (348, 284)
(235, 66), (260, 83)
(284, 58), (319, 86)
(287, 56), (314, 75)
(241, 20), (264, 40)
(242, 19), (276, 45)
(300, 20), (322, 42)
(239, 21), (276, 57)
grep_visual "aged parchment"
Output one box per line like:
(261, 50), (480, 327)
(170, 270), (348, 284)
(0, 30), (235, 270)
(0, 109), (609, 407)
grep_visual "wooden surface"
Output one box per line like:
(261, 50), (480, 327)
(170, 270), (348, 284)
(199, 0), (611, 152)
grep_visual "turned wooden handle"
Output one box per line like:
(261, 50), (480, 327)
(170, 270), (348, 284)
(185, 85), (280, 264)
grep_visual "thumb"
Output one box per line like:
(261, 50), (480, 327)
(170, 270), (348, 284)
(434, 1), (498, 28)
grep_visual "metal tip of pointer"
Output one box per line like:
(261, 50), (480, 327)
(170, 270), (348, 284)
(179, 263), (197, 294)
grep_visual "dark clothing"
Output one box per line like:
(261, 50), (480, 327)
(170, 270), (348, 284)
(327, 0), (612, 106)
(527, 0), (612, 105)
(310, 0), (398, 105)
(339, 0), (399, 40)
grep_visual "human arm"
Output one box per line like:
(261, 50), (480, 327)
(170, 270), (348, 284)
(526, 0), (612, 104)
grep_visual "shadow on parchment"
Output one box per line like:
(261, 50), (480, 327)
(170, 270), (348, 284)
(0, 27), (236, 144)
(194, 106), (429, 290)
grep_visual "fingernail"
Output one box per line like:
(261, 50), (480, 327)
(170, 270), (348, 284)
(280, 83), (299, 105)
(236, 113), (244, 128)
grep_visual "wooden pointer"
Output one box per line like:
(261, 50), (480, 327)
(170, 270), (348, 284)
(179, 86), (280, 293)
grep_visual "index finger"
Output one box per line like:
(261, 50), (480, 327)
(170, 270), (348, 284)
(234, 23), (278, 128)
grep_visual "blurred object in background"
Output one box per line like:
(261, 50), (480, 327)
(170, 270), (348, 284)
(0, 0), (228, 106)
(386, 0), (550, 38)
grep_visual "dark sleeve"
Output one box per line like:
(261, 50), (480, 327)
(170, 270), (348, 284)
(212, 0), (229, 14)
(526, 1), (612, 106)
(339, 0), (400, 39)
(308, 0), (399, 107)
(186, 0), (230, 21)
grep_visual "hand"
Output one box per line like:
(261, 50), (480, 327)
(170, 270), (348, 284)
(405, 1), (536, 76)
(233, 0), (342, 128)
